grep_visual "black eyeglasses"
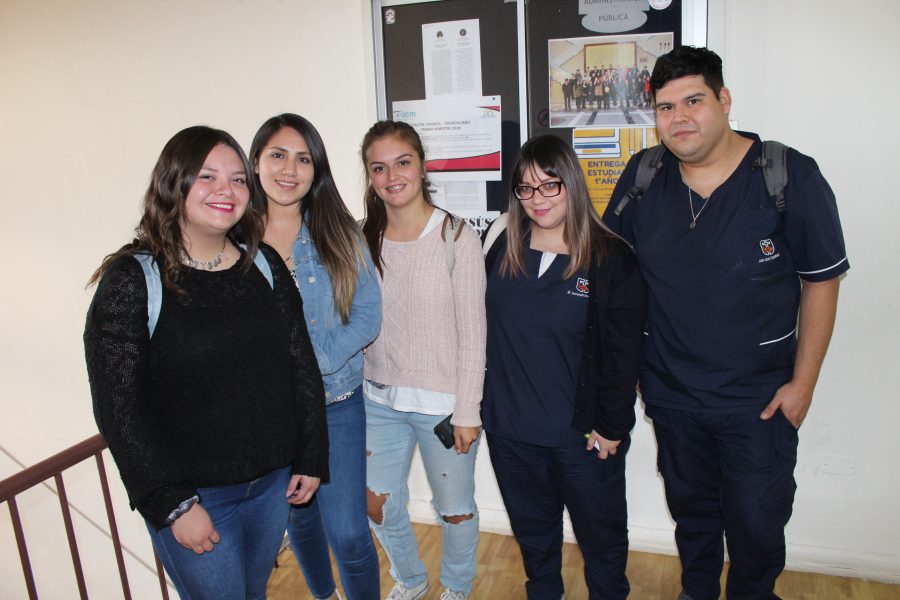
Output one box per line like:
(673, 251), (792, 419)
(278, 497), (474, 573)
(513, 181), (565, 200)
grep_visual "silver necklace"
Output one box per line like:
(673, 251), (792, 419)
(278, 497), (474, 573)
(687, 186), (710, 229)
(681, 170), (710, 229)
(183, 239), (226, 270)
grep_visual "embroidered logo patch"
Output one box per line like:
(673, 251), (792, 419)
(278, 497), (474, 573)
(759, 239), (775, 256)
(576, 278), (590, 294)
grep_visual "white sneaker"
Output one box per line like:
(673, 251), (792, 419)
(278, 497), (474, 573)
(440, 589), (468, 600)
(385, 581), (429, 600)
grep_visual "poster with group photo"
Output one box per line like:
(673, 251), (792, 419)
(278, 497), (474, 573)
(526, 0), (686, 137)
(548, 32), (673, 129)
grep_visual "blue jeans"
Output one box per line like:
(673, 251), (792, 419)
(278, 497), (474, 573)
(146, 466), (291, 600)
(287, 389), (380, 600)
(365, 399), (479, 594)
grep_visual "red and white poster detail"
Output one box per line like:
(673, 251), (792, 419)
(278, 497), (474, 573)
(392, 96), (502, 182)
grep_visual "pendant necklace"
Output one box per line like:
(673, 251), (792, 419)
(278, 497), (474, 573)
(687, 187), (711, 229)
(183, 239), (227, 270)
(681, 170), (710, 230)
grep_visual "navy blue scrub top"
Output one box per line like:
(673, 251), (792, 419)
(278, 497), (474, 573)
(604, 132), (849, 413)
(483, 244), (591, 446)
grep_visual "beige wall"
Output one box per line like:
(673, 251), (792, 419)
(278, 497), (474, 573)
(2, 0), (899, 597)
(0, 1), (375, 596)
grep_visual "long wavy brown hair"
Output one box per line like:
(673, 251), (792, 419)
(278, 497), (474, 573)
(502, 134), (611, 279)
(359, 120), (434, 276)
(249, 114), (365, 324)
(88, 126), (264, 291)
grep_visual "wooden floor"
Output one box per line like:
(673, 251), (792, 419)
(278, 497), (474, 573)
(267, 522), (899, 599)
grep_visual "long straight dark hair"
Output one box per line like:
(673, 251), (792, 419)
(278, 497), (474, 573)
(250, 114), (364, 323)
(359, 120), (433, 276)
(88, 126), (264, 291)
(502, 134), (611, 279)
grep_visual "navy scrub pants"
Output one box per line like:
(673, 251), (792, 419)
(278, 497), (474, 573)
(487, 432), (630, 600)
(646, 405), (798, 600)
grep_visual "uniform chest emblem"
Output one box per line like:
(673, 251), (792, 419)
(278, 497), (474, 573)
(576, 278), (590, 294)
(759, 239), (776, 256)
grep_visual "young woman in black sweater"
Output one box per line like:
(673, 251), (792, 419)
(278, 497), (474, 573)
(84, 126), (328, 600)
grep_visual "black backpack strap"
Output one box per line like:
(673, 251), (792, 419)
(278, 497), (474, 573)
(753, 140), (789, 213)
(613, 144), (667, 216)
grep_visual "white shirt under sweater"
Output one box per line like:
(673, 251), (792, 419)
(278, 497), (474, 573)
(364, 208), (487, 427)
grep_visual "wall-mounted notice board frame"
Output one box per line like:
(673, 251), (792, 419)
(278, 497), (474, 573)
(371, 0), (708, 222)
(372, 0), (525, 225)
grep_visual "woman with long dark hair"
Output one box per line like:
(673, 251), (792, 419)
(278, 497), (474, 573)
(249, 114), (382, 600)
(360, 120), (486, 600)
(85, 125), (328, 600)
(482, 135), (646, 599)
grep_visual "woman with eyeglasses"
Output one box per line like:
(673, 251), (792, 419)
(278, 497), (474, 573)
(481, 135), (646, 599)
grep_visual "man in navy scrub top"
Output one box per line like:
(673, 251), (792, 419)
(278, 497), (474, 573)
(603, 46), (848, 600)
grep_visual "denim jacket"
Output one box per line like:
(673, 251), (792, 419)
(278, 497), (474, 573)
(292, 220), (382, 404)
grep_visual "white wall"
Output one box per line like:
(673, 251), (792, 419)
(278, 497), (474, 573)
(713, 0), (900, 581)
(1, 0), (898, 597)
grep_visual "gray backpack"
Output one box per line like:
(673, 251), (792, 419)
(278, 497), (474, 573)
(134, 246), (273, 337)
(612, 141), (789, 216)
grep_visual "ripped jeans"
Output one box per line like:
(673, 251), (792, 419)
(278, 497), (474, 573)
(364, 398), (479, 594)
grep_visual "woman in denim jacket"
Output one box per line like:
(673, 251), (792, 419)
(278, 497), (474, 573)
(250, 114), (382, 600)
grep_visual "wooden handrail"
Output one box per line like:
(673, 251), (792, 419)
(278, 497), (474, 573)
(0, 434), (106, 502)
(1, 433), (170, 599)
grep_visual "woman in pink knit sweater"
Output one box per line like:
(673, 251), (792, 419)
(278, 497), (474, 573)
(360, 121), (486, 600)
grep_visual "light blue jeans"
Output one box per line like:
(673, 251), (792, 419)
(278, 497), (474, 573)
(365, 398), (480, 594)
(146, 466), (291, 600)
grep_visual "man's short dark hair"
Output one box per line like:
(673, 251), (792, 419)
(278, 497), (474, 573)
(650, 46), (724, 99)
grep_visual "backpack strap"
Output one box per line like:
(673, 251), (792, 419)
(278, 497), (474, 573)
(137, 246), (273, 339)
(612, 143), (666, 216)
(440, 214), (463, 276)
(134, 253), (162, 337)
(243, 244), (274, 288)
(482, 213), (508, 257)
(482, 214), (509, 276)
(754, 140), (789, 213)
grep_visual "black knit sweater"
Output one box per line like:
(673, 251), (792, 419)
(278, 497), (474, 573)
(84, 244), (327, 528)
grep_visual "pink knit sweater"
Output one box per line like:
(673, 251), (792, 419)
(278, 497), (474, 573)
(364, 219), (487, 427)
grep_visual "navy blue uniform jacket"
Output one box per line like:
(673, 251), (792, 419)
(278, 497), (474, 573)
(485, 227), (646, 442)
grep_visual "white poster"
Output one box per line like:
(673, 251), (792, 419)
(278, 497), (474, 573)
(422, 19), (482, 98)
(393, 96), (502, 182)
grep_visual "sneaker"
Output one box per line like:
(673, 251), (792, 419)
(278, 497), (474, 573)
(385, 581), (429, 600)
(440, 589), (468, 600)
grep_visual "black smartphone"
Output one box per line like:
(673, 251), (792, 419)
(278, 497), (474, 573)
(433, 414), (455, 449)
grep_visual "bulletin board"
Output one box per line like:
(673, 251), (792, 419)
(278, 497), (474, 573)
(372, 0), (709, 220)
(373, 0), (524, 230)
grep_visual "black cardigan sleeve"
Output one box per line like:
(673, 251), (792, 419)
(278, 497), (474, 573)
(572, 237), (647, 441)
(259, 244), (329, 481)
(84, 256), (196, 527)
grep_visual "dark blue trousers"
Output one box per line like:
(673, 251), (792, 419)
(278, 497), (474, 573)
(646, 405), (798, 600)
(487, 432), (630, 600)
